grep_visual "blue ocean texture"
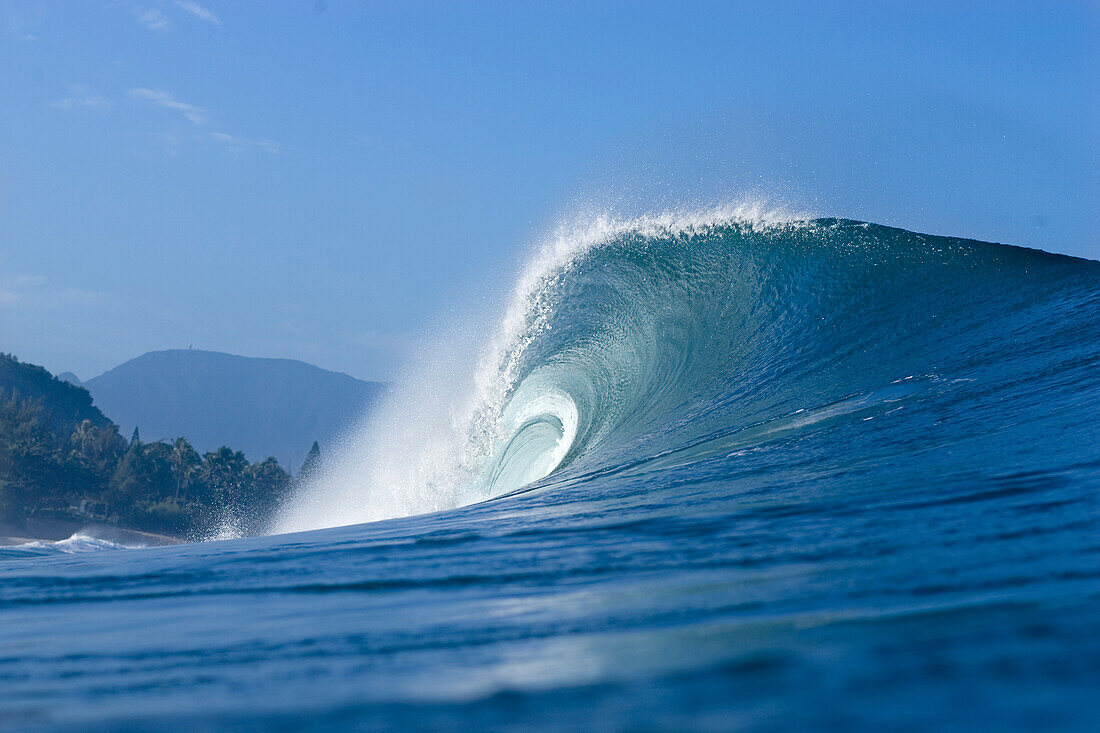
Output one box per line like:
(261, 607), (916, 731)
(2, 216), (1098, 731)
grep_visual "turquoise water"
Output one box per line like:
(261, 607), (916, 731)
(2, 217), (1099, 730)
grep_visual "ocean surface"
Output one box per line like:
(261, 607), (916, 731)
(2, 214), (1099, 731)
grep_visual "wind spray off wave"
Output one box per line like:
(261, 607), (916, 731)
(276, 203), (1100, 534)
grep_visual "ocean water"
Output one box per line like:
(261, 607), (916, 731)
(2, 215), (1099, 731)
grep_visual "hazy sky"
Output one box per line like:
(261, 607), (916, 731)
(2, 1), (1097, 381)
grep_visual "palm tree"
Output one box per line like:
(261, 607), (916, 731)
(169, 437), (199, 504)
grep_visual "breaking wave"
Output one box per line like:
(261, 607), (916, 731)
(276, 204), (1099, 533)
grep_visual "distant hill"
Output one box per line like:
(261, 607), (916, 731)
(85, 350), (385, 471)
(57, 372), (83, 387)
(0, 354), (111, 434)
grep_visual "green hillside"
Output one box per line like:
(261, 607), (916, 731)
(0, 354), (294, 539)
(0, 353), (111, 433)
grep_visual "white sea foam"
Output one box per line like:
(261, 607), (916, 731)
(1, 531), (140, 556)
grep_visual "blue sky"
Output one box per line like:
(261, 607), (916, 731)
(2, 1), (1097, 381)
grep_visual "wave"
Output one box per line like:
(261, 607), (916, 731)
(275, 204), (1099, 533)
(0, 531), (141, 558)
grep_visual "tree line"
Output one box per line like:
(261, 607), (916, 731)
(1, 354), (313, 538)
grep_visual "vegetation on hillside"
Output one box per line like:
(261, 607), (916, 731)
(0, 353), (302, 538)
